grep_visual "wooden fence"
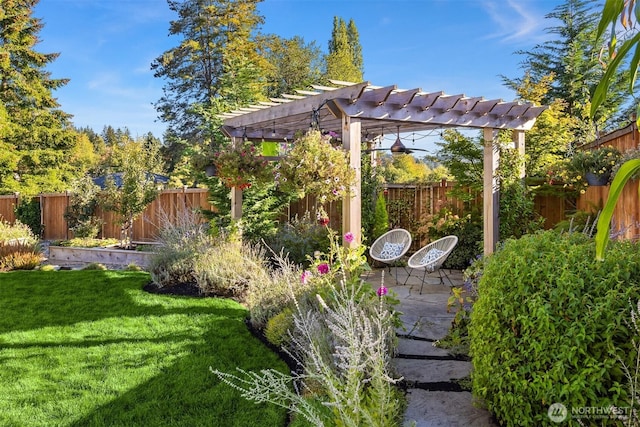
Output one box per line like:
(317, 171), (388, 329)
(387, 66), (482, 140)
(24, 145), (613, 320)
(0, 182), (570, 245)
(0, 188), (214, 241)
(578, 123), (640, 240)
(284, 181), (569, 251)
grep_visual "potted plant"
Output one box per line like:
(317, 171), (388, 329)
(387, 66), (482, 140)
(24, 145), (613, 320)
(213, 142), (273, 190)
(275, 130), (355, 203)
(568, 146), (621, 186)
(610, 147), (640, 181)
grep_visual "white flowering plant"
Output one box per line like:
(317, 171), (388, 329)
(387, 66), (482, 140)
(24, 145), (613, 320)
(276, 130), (355, 203)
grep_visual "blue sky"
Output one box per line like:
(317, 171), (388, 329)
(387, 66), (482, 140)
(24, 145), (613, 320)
(34, 0), (564, 143)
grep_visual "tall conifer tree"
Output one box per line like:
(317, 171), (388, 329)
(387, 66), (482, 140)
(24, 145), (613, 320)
(325, 16), (363, 82)
(0, 0), (83, 194)
(503, 0), (631, 141)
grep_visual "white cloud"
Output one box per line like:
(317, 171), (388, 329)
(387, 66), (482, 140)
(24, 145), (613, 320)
(481, 0), (551, 44)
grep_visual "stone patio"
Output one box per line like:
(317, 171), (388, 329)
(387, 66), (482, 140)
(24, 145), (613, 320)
(362, 267), (498, 427)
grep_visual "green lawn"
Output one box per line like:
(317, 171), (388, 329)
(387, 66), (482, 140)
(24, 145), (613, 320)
(0, 270), (288, 427)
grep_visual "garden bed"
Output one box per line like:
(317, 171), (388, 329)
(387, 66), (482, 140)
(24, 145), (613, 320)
(48, 245), (155, 269)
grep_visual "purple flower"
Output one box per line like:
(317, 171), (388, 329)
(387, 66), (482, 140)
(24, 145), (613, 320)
(344, 232), (354, 243)
(301, 270), (312, 284)
(317, 263), (329, 275)
(376, 286), (388, 297)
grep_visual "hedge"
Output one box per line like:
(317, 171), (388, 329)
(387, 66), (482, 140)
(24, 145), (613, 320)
(470, 231), (640, 426)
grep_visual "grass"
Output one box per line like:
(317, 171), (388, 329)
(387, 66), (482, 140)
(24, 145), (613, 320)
(0, 270), (289, 427)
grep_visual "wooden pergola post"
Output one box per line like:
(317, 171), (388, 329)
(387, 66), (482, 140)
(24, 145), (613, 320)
(342, 116), (361, 246)
(513, 129), (526, 179)
(483, 128), (499, 255)
(230, 136), (242, 220)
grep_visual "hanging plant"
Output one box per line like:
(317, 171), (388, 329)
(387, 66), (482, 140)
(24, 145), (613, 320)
(276, 130), (356, 203)
(213, 142), (273, 190)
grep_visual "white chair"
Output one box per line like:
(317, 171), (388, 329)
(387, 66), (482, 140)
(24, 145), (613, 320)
(407, 235), (458, 294)
(369, 229), (412, 284)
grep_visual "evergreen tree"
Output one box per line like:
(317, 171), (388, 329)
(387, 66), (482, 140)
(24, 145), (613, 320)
(503, 0), (631, 141)
(0, 0), (85, 194)
(325, 16), (363, 82)
(347, 19), (363, 78)
(371, 192), (389, 241)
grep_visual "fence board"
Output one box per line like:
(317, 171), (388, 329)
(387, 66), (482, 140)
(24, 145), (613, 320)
(41, 193), (71, 240)
(0, 194), (19, 223)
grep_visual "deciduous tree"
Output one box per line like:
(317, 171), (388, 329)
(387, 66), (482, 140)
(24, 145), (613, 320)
(100, 139), (164, 247)
(152, 0), (267, 141)
(259, 35), (323, 98)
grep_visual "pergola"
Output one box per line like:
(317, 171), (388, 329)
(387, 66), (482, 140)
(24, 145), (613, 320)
(220, 80), (546, 255)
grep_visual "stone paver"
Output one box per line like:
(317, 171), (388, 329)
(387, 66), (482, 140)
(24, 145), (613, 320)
(403, 390), (496, 427)
(363, 267), (498, 427)
(393, 357), (472, 383)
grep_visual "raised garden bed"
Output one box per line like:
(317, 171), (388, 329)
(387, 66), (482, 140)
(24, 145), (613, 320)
(48, 245), (156, 269)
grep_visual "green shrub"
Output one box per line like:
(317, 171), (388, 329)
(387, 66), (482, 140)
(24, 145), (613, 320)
(14, 199), (42, 237)
(264, 212), (330, 267)
(149, 200), (216, 290)
(245, 247), (305, 330)
(59, 238), (120, 248)
(125, 263), (142, 271)
(423, 208), (482, 270)
(371, 192), (389, 240)
(499, 182), (545, 240)
(264, 308), (294, 347)
(149, 251), (194, 287)
(149, 203), (272, 300)
(470, 230), (640, 426)
(82, 262), (107, 271)
(193, 241), (270, 299)
(0, 220), (37, 243)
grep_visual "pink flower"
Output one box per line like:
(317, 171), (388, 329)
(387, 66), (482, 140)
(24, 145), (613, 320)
(376, 286), (388, 297)
(301, 270), (312, 284)
(317, 263), (329, 275)
(318, 217), (329, 226)
(344, 232), (354, 243)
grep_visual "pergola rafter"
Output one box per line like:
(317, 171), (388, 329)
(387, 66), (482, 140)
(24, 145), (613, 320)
(220, 80), (546, 254)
